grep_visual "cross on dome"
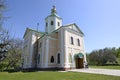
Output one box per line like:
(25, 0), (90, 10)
(51, 5), (57, 14)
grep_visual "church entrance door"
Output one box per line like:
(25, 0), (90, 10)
(76, 58), (83, 68)
(75, 53), (84, 69)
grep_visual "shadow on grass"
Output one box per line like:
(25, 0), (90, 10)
(2, 69), (21, 73)
(1, 68), (66, 73)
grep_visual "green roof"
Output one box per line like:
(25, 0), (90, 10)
(23, 28), (45, 38)
(23, 23), (84, 38)
(27, 28), (45, 34)
(45, 13), (62, 20)
(74, 53), (84, 58)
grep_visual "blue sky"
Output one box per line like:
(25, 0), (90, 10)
(3, 0), (120, 53)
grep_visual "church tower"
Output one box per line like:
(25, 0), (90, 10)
(45, 6), (62, 33)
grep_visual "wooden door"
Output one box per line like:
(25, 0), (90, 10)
(76, 58), (83, 68)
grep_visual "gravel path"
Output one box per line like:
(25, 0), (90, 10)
(68, 68), (120, 76)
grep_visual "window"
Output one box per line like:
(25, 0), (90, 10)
(38, 54), (40, 64)
(58, 22), (60, 26)
(46, 22), (48, 27)
(71, 37), (74, 45)
(50, 56), (54, 63)
(57, 53), (60, 64)
(77, 39), (80, 46)
(51, 21), (53, 25)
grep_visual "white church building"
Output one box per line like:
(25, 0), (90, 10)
(22, 6), (87, 70)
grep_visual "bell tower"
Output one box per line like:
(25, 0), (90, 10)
(45, 6), (62, 33)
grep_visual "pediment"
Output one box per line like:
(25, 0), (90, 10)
(65, 23), (84, 35)
(68, 24), (79, 32)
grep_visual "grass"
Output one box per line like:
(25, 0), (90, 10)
(0, 71), (120, 80)
(89, 65), (120, 69)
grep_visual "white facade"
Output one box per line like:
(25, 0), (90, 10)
(22, 6), (87, 70)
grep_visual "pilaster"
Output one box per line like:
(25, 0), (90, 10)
(60, 30), (64, 67)
(45, 37), (49, 67)
(64, 30), (69, 68)
(41, 38), (44, 67)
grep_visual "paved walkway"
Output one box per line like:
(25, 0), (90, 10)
(68, 68), (120, 76)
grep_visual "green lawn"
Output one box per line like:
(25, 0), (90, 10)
(0, 71), (120, 80)
(89, 66), (120, 69)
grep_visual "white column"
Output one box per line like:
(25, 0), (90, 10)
(65, 45), (69, 68)
(82, 37), (87, 62)
(72, 48), (75, 68)
(29, 33), (34, 68)
(45, 37), (49, 67)
(64, 30), (69, 68)
(41, 38), (44, 67)
(60, 30), (64, 67)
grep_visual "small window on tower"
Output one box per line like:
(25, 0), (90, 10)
(58, 22), (60, 26)
(51, 21), (53, 25)
(46, 23), (48, 27)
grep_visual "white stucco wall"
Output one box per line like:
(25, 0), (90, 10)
(63, 28), (86, 68)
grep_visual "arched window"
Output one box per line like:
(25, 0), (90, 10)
(46, 22), (48, 27)
(51, 21), (53, 25)
(71, 37), (74, 45)
(77, 39), (80, 46)
(57, 53), (60, 64)
(58, 22), (60, 26)
(51, 56), (54, 63)
(38, 54), (40, 64)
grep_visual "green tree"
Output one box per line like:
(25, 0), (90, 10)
(0, 27), (9, 62)
(89, 50), (100, 65)
(89, 47), (117, 65)
(0, 0), (8, 62)
(0, 39), (23, 71)
(116, 47), (120, 58)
